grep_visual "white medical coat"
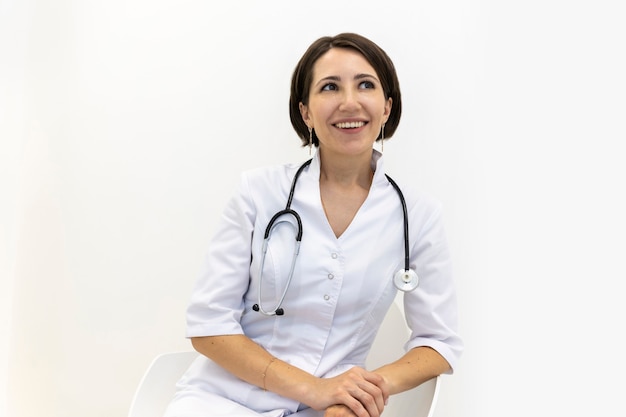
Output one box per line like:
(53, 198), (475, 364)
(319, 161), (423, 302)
(173, 150), (463, 416)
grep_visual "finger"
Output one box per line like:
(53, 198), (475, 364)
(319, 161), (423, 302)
(340, 368), (386, 416)
(359, 370), (390, 406)
(343, 395), (373, 417)
(356, 382), (385, 414)
(343, 383), (384, 417)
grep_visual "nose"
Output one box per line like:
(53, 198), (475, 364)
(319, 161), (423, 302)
(339, 88), (361, 111)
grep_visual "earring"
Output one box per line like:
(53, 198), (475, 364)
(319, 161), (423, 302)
(308, 127), (313, 155)
(380, 124), (385, 153)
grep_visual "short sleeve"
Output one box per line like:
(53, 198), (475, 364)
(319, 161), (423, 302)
(185, 172), (257, 338)
(402, 200), (464, 373)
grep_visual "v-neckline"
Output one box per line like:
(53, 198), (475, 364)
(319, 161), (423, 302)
(319, 179), (372, 239)
(303, 150), (385, 240)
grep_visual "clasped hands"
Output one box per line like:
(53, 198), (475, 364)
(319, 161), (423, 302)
(308, 366), (389, 417)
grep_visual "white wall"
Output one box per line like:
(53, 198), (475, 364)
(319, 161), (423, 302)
(2, 1), (625, 416)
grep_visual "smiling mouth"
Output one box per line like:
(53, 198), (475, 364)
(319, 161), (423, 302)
(334, 121), (366, 129)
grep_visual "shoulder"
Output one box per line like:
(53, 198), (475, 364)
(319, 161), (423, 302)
(385, 173), (442, 217)
(240, 161), (307, 189)
(374, 152), (442, 219)
(234, 160), (312, 204)
(383, 175), (451, 250)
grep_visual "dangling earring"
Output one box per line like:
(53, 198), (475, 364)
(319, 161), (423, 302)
(380, 124), (385, 153)
(308, 127), (313, 155)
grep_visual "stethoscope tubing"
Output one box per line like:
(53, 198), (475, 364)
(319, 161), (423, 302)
(253, 160), (311, 316)
(255, 218), (301, 316)
(253, 157), (417, 316)
(384, 174), (410, 272)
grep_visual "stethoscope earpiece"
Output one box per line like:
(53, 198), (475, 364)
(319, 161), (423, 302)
(253, 304), (285, 316)
(393, 268), (419, 292)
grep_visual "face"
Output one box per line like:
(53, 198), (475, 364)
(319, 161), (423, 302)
(299, 47), (392, 158)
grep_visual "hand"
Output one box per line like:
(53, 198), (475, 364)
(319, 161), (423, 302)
(324, 404), (357, 417)
(309, 367), (389, 417)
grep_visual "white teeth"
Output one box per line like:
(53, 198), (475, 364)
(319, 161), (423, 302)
(335, 121), (365, 129)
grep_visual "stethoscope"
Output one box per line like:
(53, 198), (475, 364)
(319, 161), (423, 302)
(252, 158), (419, 316)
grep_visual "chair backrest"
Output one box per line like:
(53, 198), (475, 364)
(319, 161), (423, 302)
(127, 350), (198, 417)
(366, 300), (440, 417)
(128, 302), (439, 417)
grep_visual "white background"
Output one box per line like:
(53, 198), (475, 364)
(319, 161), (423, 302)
(2, 1), (625, 416)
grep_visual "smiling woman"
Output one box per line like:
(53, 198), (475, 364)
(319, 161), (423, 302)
(299, 48), (392, 167)
(6, 0), (626, 416)
(289, 34), (402, 151)
(164, 32), (463, 417)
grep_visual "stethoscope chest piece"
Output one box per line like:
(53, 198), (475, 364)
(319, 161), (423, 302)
(394, 268), (419, 292)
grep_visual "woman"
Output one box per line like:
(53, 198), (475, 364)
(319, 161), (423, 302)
(165, 32), (463, 417)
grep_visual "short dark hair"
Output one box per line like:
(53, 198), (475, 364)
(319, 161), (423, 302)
(289, 33), (402, 147)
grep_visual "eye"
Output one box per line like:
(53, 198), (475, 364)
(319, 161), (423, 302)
(359, 80), (375, 89)
(321, 83), (338, 91)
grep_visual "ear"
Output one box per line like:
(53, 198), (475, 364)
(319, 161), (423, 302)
(383, 97), (393, 124)
(299, 102), (312, 128)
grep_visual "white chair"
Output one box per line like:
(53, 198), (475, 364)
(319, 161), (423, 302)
(128, 302), (440, 417)
(365, 301), (440, 417)
(127, 350), (198, 417)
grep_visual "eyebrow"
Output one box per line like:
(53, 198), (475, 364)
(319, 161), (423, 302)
(314, 73), (379, 88)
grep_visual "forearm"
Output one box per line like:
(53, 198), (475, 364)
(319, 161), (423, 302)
(372, 346), (450, 395)
(191, 334), (388, 417)
(190, 335), (317, 405)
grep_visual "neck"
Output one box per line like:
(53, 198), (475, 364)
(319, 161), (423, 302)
(318, 149), (374, 188)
